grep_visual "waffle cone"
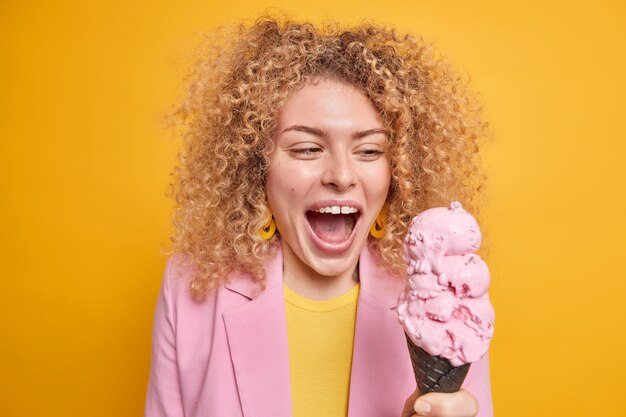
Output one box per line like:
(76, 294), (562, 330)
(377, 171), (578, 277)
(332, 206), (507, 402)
(405, 334), (471, 395)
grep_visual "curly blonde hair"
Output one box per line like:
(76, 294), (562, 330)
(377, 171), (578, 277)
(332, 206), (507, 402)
(165, 16), (489, 301)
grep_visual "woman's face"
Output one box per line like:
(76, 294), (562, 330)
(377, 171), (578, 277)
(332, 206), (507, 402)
(266, 78), (391, 281)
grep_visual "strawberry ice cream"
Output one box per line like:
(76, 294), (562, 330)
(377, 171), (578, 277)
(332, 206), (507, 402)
(397, 201), (494, 368)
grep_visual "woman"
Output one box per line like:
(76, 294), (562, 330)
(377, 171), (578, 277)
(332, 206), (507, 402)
(145, 17), (492, 417)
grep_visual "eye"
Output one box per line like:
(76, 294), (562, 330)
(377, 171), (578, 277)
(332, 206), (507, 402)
(357, 148), (385, 160)
(289, 146), (323, 159)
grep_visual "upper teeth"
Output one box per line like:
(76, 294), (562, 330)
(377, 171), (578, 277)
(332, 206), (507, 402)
(314, 206), (358, 214)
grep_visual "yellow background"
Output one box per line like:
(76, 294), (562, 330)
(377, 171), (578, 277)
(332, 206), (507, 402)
(1, 0), (625, 416)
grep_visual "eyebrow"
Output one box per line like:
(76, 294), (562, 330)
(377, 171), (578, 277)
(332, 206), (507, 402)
(280, 125), (388, 139)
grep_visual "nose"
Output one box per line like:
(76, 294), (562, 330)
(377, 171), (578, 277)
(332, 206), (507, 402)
(321, 152), (358, 191)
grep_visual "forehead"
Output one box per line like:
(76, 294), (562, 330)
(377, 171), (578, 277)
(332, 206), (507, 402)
(276, 78), (384, 132)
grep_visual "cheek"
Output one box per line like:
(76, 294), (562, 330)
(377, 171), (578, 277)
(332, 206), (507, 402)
(268, 178), (298, 198)
(265, 173), (301, 215)
(269, 161), (318, 197)
(267, 160), (299, 192)
(369, 164), (392, 198)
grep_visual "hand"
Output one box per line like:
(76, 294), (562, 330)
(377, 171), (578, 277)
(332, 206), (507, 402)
(401, 388), (479, 417)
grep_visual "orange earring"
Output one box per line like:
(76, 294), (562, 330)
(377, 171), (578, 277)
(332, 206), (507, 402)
(259, 211), (276, 240)
(369, 205), (387, 238)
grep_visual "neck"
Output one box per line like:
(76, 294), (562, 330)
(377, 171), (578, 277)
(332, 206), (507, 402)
(281, 244), (359, 300)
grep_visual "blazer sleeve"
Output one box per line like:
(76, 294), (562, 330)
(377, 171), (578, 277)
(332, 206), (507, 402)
(462, 352), (493, 417)
(144, 260), (185, 417)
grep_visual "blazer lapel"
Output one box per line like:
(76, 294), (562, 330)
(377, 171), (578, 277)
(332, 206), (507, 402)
(222, 245), (415, 417)
(348, 246), (416, 417)
(223, 248), (293, 417)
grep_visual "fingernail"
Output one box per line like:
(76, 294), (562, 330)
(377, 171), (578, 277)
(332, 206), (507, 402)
(415, 399), (431, 415)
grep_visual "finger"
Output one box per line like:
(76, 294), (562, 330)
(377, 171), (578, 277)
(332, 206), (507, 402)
(401, 389), (420, 417)
(412, 389), (479, 417)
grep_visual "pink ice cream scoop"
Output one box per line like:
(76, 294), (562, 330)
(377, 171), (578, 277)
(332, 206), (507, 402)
(397, 201), (494, 368)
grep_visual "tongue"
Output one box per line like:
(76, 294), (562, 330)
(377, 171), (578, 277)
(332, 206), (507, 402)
(307, 212), (351, 243)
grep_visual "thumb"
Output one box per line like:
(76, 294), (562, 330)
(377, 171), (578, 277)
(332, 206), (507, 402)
(414, 389), (479, 417)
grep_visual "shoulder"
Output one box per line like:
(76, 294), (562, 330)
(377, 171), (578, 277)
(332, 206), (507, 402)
(161, 253), (194, 299)
(159, 253), (258, 320)
(159, 247), (285, 303)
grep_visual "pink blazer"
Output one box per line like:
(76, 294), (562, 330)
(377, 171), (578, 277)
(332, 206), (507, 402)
(144, 245), (493, 417)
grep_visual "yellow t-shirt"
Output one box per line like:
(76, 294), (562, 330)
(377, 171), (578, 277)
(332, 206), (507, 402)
(284, 283), (360, 417)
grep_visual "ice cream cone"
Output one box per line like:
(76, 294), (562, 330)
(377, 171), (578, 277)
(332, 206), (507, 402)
(398, 203), (493, 395)
(405, 334), (470, 395)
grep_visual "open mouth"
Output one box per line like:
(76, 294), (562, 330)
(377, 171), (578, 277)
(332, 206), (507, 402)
(305, 205), (360, 244)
